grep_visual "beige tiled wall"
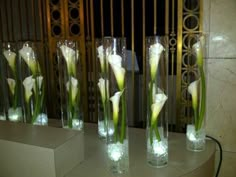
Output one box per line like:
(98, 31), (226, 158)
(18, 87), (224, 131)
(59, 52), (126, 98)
(206, 0), (236, 176)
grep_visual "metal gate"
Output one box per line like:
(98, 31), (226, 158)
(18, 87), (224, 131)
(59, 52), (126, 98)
(0, 0), (207, 132)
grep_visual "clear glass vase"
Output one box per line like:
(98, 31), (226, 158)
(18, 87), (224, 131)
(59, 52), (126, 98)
(1, 42), (24, 122)
(0, 45), (7, 121)
(19, 41), (48, 125)
(96, 38), (114, 139)
(146, 36), (169, 167)
(185, 34), (207, 152)
(57, 40), (83, 131)
(106, 37), (129, 174)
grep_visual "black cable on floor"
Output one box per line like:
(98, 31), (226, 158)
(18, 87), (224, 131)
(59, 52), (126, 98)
(206, 135), (222, 177)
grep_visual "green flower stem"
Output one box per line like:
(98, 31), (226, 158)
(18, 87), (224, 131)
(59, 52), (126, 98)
(31, 81), (45, 124)
(196, 67), (206, 131)
(102, 101), (107, 130)
(150, 115), (161, 145)
(68, 77), (73, 128)
(149, 81), (153, 117)
(150, 125), (154, 146)
(75, 81), (80, 116)
(113, 112), (119, 142)
(31, 75), (39, 123)
(149, 81), (162, 145)
(120, 93), (126, 143)
(26, 100), (31, 122)
(194, 107), (199, 131)
(114, 124), (118, 142)
(13, 82), (18, 109)
(106, 90), (111, 136)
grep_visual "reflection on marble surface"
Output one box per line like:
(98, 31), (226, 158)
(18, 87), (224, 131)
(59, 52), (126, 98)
(209, 0), (236, 58)
(206, 59), (236, 152)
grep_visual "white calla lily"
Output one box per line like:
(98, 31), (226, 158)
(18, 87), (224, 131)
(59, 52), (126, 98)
(188, 80), (199, 111)
(149, 42), (164, 81)
(60, 45), (77, 76)
(98, 78), (109, 103)
(7, 78), (16, 95)
(33, 76), (43, 93)
(110, 91), (123, 125)
(3, 50), (16, 72)
(66, 77), (78, 105)
(108, 54), (125, 90)
(192, 36), (205, 67)
(151, 84), (165, 103)
(19, 44), (38, 74)
(97, 45), (105, 72)
(23, 76), (35, 103)
(151, 92), (167, 124)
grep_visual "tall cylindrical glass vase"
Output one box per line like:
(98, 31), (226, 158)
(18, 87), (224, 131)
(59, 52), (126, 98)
(96, 38), (114, 139)
(2, 42), (24, 122)
(146, 36), (169, 167)
(19, 41), (47, 125)
(186, 34), (207, 152)
(106, 38), (129, 174)
(57, 40), (83, 131)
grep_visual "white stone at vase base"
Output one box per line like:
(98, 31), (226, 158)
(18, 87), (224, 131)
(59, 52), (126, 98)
(8, 107), (22, 122)
(186, 124), (206, 152)
(107, 139), (129, 174)
(0, 114), (6, 121)
(63, 119), (83, 131)
(98, 120), (114, 138)
(147, 138), (168, 167)
(33, 113), (48, 126)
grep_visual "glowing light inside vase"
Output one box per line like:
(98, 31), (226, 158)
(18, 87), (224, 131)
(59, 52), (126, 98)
(0, 115), (6, 120)
(187, 125), (205, 142)
(8, 107), (22, 122)
(108, 141), (128, 162)
(34, 113), (48, 125)
(152, 140), (167, 155)
(72, 119), (83, 130)
(98, 120), (114, 137)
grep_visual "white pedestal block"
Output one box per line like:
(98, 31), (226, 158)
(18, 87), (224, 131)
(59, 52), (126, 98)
(0, 121), (84, 177)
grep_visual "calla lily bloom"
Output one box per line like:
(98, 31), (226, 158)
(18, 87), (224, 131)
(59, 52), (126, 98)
(110, 91), (123, 126)
(151, 84), (165, 103)
(19, 44), (39, 75)
(60, 45), (77, 76)
(97, 45), (105, 73)
(149, 42), (164, 81)
(7, 78), (16, 95)
(98, 78), (109, 104)
(192, 36), (205, 67)
(151, 92), (167, 125)
(188, 80), (199, 111)
(3, 50), (16, 72)
(23, 76), (35, 103)
(66, 77), (78, 105)
(108, 54), (125, 90)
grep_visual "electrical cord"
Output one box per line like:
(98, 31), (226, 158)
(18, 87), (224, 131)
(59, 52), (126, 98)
(206, 135), (222, 177)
